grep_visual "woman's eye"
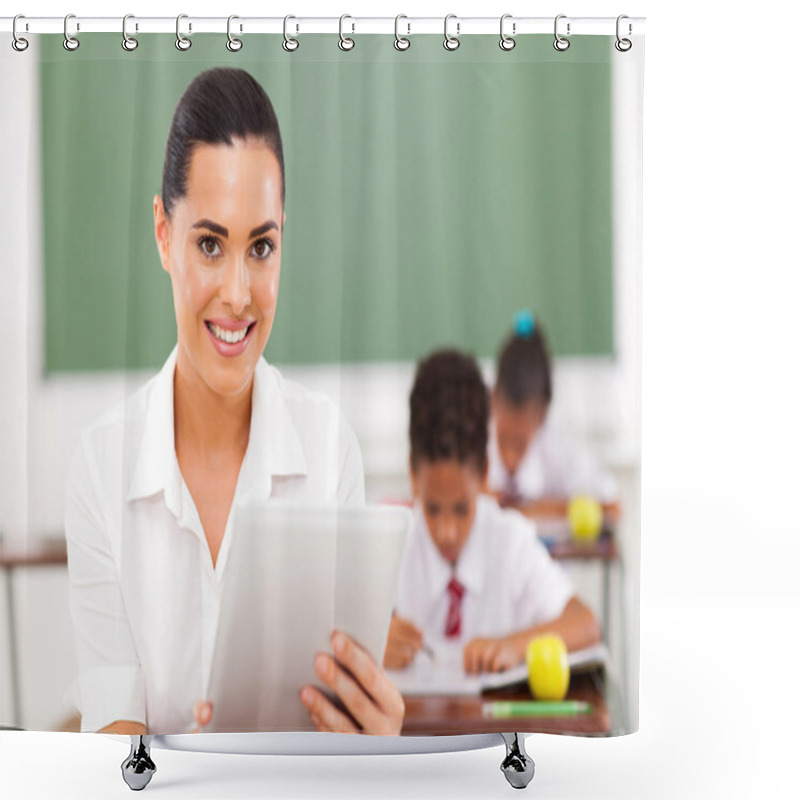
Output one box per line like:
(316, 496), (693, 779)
(251, 238), (274, 259)
(198, 236), (222, 259)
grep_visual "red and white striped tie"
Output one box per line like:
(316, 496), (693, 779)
(444, 576), (465, 638)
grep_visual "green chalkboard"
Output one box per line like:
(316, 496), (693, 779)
(40, 34), (613, 371)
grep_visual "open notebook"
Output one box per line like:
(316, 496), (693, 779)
(387, 642), (608, 696)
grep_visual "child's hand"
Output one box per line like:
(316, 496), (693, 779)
(463, 636), (523, 674)
(383, 615), (424, 670)
(300, 631), (405, 735)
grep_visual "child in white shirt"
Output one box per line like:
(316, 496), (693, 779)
(489, 311), (619, 520)
(385, 349), (600, 674)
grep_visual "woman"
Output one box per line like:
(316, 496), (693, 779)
(65, 67), (404, 736)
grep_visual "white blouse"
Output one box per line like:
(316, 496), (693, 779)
(393, 495), (573, 649)
(65, 348), (364, 733)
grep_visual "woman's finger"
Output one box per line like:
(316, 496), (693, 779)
(192, 700), (213, 732)
(313, 650), (386, 733)
(330, 632), (404, 729)
(300, 684), (360, 734)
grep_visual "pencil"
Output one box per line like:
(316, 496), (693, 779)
(482, 700), (592, 718)
(421, 642), (436, 662)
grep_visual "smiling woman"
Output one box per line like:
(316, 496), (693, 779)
(63, 67), (405, 738)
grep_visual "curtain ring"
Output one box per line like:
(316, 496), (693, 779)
(443, 14), (460, 51)
(283, 15), (299, 51)
(226, 15), (243, 51)
(553, 14), (570, 51)
(394, 14), (410, 51)
(499, 14), (515, 51)
(63, 13), (80, 51)
(12, 15), (29, 52)
(175, 14), (192, 51)
(615, 14), (632, 52)
(122, 14), (138, 51)
(339, 14), (355, 51)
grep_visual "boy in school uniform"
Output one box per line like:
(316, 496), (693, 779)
(384, 349), (601, 674)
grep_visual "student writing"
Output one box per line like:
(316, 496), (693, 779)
(384, 349), (601, 674)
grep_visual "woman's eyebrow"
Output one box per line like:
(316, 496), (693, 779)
(192, 219), (228, 237)
(191, 219), (278, 238)
(248, 221), (279, 238)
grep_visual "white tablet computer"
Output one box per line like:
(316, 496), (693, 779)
(206, 504), (411, 733)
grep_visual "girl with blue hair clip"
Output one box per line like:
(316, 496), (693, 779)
(488, 311), (619, 523)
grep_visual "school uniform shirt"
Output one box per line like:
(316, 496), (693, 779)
(487, 418), (618, 503)
(64, 346), (364, 734)
(393, 495), (574, 649)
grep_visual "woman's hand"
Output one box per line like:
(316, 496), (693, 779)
(300, 630), (405, 734)
(383, 615), (424, 670)
(192, 700), (213, 733)
(463, 635), (523, 674)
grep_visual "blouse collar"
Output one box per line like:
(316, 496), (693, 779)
(127, 346), (308, 508)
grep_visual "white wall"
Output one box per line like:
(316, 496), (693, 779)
(0, 36), (641, 730)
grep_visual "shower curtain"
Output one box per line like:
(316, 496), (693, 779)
(0, 22), (643, 740)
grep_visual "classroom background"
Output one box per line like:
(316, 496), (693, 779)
(0, 31), (641, 733)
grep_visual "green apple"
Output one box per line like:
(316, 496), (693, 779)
(526, 634), (570, 700)
(568, 495), (603, 543)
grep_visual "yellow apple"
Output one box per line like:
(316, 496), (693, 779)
(526, 634), (570, 700)
(568, 495), (603, 543)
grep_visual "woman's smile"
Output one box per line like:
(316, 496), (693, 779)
(205, 318), (257, 356)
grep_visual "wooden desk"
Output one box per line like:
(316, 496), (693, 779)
(401, 670), (610, 736)
(0, 537), (68, 569)
(547, 529), (619, 562)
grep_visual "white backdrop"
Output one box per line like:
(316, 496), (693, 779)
(2, 1), (799, 799)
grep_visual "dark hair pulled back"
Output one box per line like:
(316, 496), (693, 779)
(161, 67), (285, 218)
(495, 318), (553, 408)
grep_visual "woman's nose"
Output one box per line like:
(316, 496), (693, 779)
(221, 257), (251, 314)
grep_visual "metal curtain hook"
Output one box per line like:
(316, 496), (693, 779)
(227, 15), (243, 51)
(12, 14), (29, 52)
(63, 13), (80, 51)
(339, 14), (355, 51)
(394, 14), (410, 51)
(122, 14), (138, 51)
(444, 14), (460, 51)
(553, 14), (570, 52)
(283, 15), (299, 51)
(176, 14), (192, 51)
(615, 14), (632, 52)
(499, 14), (515, 51)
